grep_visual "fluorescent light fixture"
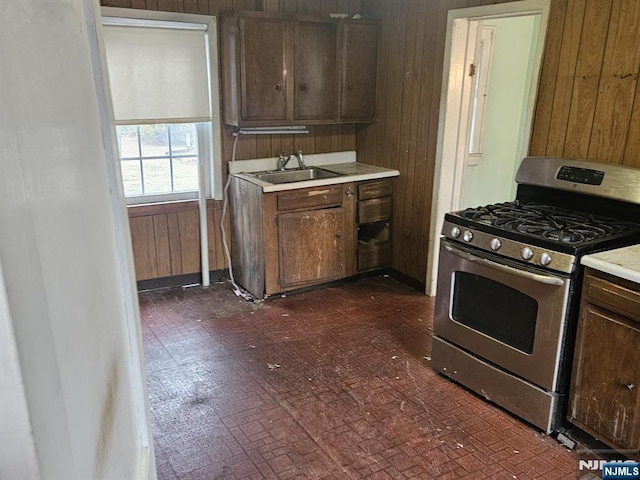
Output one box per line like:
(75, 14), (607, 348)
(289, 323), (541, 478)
(237, 126), (309, 135)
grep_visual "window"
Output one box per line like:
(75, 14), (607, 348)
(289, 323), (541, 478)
(101, 9), (223, 204)
(116, 123), (201, 200)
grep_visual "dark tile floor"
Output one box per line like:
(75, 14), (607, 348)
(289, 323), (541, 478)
(139, 276), (578, 479)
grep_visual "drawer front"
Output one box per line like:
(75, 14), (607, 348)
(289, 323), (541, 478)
(277, 185), (343, 212)
(358, 179), (393, 200)
(358, 197), (392, 223)
(358, 243), (391, 271)
(584, 274), (640, 323)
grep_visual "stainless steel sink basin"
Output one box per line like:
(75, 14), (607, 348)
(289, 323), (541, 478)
(249, 167), (343, 184)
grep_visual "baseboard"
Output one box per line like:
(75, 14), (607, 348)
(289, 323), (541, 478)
(384, 268), (426, 293)
(136, 269), (228, 292)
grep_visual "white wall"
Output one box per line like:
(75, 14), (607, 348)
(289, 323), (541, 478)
(460, 15), (540, 208)
(0, 1), (153, 479)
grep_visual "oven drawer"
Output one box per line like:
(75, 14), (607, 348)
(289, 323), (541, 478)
(583, 273), (640, 324)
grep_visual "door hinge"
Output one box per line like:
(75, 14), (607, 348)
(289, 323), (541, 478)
(469, 63), (477, 77)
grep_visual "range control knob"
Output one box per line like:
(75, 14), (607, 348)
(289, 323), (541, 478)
(451, 226), (461, 238)
(540, 252), (552, 266)
(522, 247), (534, 261)
(462, 231), (474, 243)
(490, 238), (502, 251)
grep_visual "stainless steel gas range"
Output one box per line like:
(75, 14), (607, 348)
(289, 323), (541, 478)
(431, 157), (640, 433)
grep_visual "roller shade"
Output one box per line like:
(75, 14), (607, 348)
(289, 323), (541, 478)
(103, 24), (210, 124)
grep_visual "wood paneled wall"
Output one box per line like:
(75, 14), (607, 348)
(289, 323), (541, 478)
(102, 0), (362, 281)
(358, 0), (640, 284)
(530, 0), (640, 169)
(128, 201), (229, 280)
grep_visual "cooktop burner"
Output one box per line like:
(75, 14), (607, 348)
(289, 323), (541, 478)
(456, 201), (640, 245)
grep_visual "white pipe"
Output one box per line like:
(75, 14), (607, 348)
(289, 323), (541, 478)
(198, 158), (209, 287)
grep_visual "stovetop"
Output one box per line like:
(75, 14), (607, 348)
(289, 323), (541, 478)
(454, 201), (640, 247)
(443, 200), (640, 274)
(441, 158), (640, 273)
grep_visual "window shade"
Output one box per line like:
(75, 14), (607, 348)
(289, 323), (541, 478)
(103, 25), (210, 124)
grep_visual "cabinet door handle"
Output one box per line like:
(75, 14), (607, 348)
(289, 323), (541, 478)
(346, 85), (354, 91)
(276, 84), (283, 91)
(336, 232), (342, 238)
(627, 383), (635, 391)
(345, 188), (354, 198)
(299, 84), (307, 91)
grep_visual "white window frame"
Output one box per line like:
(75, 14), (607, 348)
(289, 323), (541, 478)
(101, 7), (224, 204)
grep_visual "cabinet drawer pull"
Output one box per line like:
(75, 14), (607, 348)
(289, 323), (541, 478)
(299, 84), (307, 91)
(627, 383), (635, 391)
(345, 188), (354, 198)
(336, 232), (342, 238)
(276, 84), (283, 91)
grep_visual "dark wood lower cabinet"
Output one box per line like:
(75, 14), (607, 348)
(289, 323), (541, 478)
(569, 268), (640, 458)
(230, 177), (395, 299)
(278, 208), (345, 288)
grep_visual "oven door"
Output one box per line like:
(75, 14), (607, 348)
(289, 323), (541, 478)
(434, 239), (572, 392)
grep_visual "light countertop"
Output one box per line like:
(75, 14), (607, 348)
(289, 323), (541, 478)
(229, 152), (399, 192)
(581, 244), (640, 284)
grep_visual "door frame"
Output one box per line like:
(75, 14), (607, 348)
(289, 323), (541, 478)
(425, 0), (550, 296)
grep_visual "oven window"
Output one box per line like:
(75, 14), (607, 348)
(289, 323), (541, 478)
(451, 272), (538, 354)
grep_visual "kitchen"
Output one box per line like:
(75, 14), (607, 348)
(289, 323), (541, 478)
(2, 0), (640, 479)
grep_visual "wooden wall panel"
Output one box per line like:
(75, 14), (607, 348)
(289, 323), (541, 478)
(531, 0), (640, 167)
(128, 201), (229, 281)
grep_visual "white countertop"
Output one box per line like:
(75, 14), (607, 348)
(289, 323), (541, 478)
(229, 152), (399, 192)
(581, 244), (640, 284)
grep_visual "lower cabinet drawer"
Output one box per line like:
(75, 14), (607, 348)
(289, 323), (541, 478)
(584, 273), (640, 323)
(358, 197), (392, 223)
(358, 242), (391, 271)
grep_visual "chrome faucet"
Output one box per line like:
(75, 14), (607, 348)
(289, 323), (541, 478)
(295, 150), (306, 169)
(277, 150), (306, 170)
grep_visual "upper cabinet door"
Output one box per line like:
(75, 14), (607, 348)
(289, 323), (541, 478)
(339, 22), (380, 121)
(293, 20), (338, 121)
(239, 16), (288, 122)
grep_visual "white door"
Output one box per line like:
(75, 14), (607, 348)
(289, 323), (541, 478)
(426, 0), (550, 296)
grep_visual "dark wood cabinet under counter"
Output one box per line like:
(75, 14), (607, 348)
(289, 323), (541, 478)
(229, 168), (396, 299)
(568, 267), (640, 458)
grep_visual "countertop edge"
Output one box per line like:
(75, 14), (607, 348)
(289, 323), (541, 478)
(581, 246), (640, 284)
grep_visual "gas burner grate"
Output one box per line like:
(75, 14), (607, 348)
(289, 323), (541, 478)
(458, 201), (638, 245)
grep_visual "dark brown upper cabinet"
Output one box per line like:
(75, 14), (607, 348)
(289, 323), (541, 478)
(238, 16), (288, 122)
(293, 20), (338, 121)
(220, 11), (379, 126)
(339, 21), (379, 122)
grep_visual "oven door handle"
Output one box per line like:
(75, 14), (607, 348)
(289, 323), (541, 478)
(443, 243), (565, 286)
